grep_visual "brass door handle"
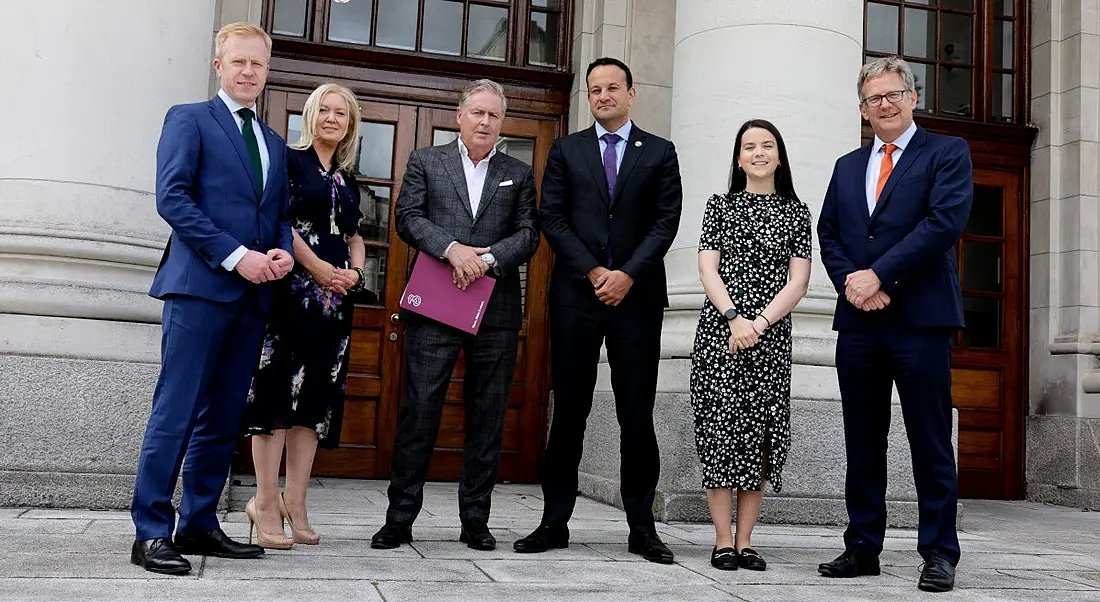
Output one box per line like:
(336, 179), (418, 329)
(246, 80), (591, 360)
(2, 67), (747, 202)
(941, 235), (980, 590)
(390, 313), (400, 324)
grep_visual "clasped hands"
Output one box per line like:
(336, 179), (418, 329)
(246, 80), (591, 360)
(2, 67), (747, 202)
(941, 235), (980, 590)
(448, 243), (491, 291)
(308, 260), (360, 295)
(728, 315), (769, 353)
(235, 249), (294, 284)
(845, 269), (891, 311)
(586, 266), (633, 306)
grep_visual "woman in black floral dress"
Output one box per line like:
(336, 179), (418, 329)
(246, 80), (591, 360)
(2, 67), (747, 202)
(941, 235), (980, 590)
(690, 119), (812, 571)
(242, 84), (368, 549)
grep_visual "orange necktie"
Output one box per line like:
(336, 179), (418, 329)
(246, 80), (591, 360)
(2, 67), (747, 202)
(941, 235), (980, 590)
(875, 143), (898, 203)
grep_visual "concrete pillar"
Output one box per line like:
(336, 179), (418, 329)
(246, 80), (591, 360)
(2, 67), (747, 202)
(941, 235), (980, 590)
(0, 0), (217, 506)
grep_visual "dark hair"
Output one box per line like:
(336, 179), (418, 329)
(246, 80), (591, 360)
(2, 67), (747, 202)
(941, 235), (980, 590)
(727, 119), (800, 202)
(586, 57), (633, 89)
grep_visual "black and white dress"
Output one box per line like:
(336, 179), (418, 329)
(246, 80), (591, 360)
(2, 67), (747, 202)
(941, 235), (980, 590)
(689, 191), (812, 491)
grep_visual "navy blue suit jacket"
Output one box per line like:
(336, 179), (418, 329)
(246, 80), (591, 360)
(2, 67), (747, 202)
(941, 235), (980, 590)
(149, 97), (293, 311)
(817, 127), (973, 331)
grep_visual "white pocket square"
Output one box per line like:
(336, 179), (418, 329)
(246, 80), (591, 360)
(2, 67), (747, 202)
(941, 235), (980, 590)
(499, 180), (514, 187)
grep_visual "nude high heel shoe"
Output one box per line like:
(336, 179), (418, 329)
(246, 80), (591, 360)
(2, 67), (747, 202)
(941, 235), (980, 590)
(245, 497), (294, 550)
(279, 492), (320, 545)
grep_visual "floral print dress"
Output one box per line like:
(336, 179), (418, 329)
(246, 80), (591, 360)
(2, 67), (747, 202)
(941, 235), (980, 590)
(242, 147), (362, 449)
(689, 191), (812, 491)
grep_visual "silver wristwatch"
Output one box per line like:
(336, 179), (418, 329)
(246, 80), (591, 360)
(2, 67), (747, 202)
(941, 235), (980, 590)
(480, 252), (497, 268)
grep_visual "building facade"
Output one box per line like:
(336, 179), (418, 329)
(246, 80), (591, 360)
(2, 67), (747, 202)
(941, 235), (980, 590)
(0, 0), (1096, 521)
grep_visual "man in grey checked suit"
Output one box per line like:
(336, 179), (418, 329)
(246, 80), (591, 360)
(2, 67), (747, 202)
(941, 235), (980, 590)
(372, 79), (540, 551)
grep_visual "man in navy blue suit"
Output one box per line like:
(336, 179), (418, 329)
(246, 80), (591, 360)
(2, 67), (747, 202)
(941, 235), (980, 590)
(816, 56), (973, 593)
(129, 22), (294, 575)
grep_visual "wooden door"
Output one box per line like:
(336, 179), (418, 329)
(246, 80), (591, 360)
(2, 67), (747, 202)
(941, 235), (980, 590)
(952, 169), (1025, 499)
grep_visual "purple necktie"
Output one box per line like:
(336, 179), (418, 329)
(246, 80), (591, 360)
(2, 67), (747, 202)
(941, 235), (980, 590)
(600, 132), (621, 266)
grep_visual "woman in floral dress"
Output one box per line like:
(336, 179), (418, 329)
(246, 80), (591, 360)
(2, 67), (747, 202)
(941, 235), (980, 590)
(242, 83), (367, 548)
(690, 119), (812, 571)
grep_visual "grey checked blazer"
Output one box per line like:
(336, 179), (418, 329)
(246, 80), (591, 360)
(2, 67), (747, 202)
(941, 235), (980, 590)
(394, 140), (540, 330)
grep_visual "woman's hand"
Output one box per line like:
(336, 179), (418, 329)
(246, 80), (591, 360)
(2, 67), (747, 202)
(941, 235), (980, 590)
(308, 261), (355, 294)
(728, 316), (760, 353)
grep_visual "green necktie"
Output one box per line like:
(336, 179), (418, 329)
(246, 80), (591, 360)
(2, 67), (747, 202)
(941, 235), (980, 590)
(237, 107), (264, 195)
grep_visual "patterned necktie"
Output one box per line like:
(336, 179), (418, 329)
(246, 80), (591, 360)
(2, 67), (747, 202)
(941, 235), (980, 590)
(600, 132), (621, 198)
(237, 107), (264, 195)
(875, 143), (898, 203)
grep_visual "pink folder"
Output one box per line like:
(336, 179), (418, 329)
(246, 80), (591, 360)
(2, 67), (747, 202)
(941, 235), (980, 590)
(399, 255), (496, 334)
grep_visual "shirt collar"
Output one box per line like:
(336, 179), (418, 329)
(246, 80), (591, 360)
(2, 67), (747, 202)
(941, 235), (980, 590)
(873, 121), (917, 154)
(217, 88), (256, 118)
(594, 119), (632, 142)
(456, 135), (497, 165)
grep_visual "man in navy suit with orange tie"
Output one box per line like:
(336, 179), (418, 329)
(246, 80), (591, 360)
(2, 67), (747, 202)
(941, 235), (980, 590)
(816, 56), (973, 593)
(129, 22), (294, 575)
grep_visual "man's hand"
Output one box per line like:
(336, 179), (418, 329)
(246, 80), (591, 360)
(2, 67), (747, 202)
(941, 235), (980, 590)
(728, 316), (760, 353)
(858, 290), (891, 311)
(447, 244), (491, 290)
(586, 266), (610, 287)
(845, 269), (882, 307)
(267, 249), (294, 279)
(235, 250), (277, 284)
(593, 270), (634, 306)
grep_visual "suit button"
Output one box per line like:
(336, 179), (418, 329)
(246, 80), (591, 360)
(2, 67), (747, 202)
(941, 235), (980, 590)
(867, 235), (875, 241)
(608, 214), (613, 220)
(252, 239), (260, 246)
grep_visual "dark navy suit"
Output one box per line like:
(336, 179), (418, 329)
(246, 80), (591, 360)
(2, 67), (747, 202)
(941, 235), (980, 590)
(131, 96), (292, 540)
(817, 125), (972, 565)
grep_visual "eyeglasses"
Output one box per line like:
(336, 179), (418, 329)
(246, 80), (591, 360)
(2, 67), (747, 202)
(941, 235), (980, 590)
(861, 90), (909, 107)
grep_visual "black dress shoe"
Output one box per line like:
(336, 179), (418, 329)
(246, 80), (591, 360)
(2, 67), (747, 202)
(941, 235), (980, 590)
(371, 522), (413, 549)
(513, 524), (569, 553)
(628, 531), (675, 564)
(131, 538), (191, 575)
(710, 546), (738, 571)
(918, 555), (956, 592)
(459, 522), (496, 551)
(818, 548), (881, 577)
(737, 547), (767, 571)
(174, 528), (264, 559)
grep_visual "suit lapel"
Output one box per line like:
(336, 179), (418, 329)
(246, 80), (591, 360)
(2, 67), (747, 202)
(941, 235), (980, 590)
(441, 141), (474, 219)
(611, 127), (645, 206)
(208, 98), (261, 199)
(259, 121), (283, 206)
(579, 126), (612, 206)
(870, 128), (927, 223)
(473, 152), (506, 224)
(854, 145), (873, 226)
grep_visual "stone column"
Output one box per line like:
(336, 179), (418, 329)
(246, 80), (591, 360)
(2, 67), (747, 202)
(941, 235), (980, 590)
(1027, 0), (1100, 510)
(0, 0), (217, 506)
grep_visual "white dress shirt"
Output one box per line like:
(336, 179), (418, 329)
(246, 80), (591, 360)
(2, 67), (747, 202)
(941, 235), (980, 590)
(443, 137), (499, 260)
(864, 121), (917, 214)
(216, 88), (272, 270)
(594, 119), (632, 173)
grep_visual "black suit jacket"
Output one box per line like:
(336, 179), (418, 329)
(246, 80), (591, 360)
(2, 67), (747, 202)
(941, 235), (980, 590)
(540, 124), (682, 309)
(394, 140), (541, 330)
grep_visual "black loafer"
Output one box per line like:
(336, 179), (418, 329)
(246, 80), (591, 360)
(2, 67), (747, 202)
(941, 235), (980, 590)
(371, 522), (413, 549)
(174, 528), (264, 559)
(918, 555), (956, 592)
(710, 546), (738, 570)
(513, 524), (569, 553)
(131, 538), (191, 575)
(627, 531), (675, 564)
(459, 522), (496, 551)
(818, 548), (881, 578)
(737, 547), (767, 571)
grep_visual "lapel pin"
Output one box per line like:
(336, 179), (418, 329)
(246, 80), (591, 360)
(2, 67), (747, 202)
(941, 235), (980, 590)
(635, 141), (642, 147)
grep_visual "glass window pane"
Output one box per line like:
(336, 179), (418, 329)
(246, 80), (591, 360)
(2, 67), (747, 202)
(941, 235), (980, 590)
(992, 72), (1014, 121)
(352, 248), (386, 306)
(995, 0), (1014, 16)
(866, 3), (899, 54)
(377, 0), (418, 50)
(357, 122), (395, 179)
(288, 114), (303, 146)
(357, 185), (391, 243)
(532, 0), (563, 8)
(966, 185), (1004, 237)
(328, 0), (373, 45)
(941, 0), (974, 10)
(910, 62), (935, 111)
(496, 136), (535, 166)
(941, 12), (972, 63)
(963, 241), (1002, 292)
(272, 0), (308, 37)
(529, 11), (559, 67)
(469, 4), (509, 61)
(433, 129), (459, 146)
(961, 297), (1001, 349)
(903, 8), (936, 59)
(994, 20), (1014, 68)
(939, 66), (972, 116)
(423, 0), (463, 56)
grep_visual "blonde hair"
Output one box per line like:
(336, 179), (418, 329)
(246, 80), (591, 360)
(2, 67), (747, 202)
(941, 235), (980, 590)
(857, 56), (916, 101)
(459, 79), (508, 114)
(291, 83), (362, 174)
(215, 22), (272, 59)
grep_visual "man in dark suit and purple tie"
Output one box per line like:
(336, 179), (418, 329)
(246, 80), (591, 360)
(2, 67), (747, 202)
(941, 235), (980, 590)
(130, 22), (294, 575)
(513, 57), (683, 564)
(816, 56), (973, 593)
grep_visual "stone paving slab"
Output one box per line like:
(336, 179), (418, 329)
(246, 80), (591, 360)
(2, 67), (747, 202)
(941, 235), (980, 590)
(472, 558), (714, 586)
(202, 555), (490, 582)
(374, 582), (736, 601)
(0, 578), (385, 602)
